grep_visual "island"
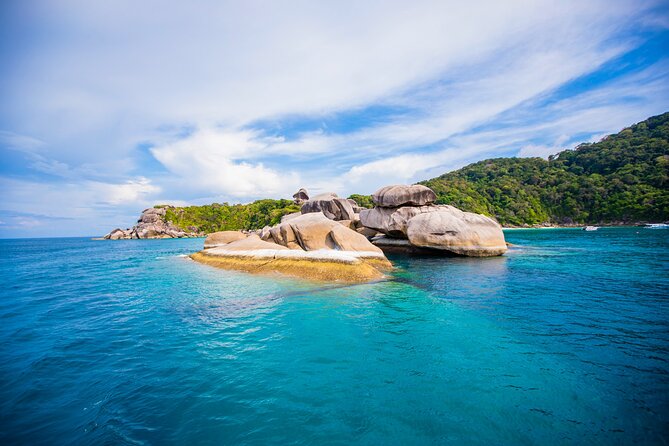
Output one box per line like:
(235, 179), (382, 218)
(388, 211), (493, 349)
(101, 113), (669, 282)
(188, 185), (506, 282)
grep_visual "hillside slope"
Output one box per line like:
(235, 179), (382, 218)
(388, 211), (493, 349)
(420, 112), (669, 226)
(162, 199), (300, 233)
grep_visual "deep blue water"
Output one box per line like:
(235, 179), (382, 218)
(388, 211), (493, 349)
(0, 228), (667, 445)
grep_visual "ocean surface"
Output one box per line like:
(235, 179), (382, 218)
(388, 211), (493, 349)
(0, 228), (667, 445)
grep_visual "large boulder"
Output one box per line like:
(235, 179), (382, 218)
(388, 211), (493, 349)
(356, 227), (379, 238)
(311, 192), (338, 200)
(204, 231), (248, 249)
(372, 185), (437, 207)
(138, 207), (166, 223)
(259, 225), (273, 241)
(301, 194), (356, 221)
(137, 227), (162, 238)
(406, 208), (507, 256)
(359, 205), (439, 238)
(292, 188), (309, 204)
(107, 228), (130, 240)
(347, 199), (363, 213)
(280, 212), (302, 223)
(271, 212), (383, 254)
(217, 234), (289, 251)
(269, 220), (303, 250)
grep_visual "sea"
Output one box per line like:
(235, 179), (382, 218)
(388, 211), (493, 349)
(0, 227), (667, 445)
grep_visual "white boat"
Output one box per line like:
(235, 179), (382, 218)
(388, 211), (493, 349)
(583, 226), (599, 231)
(645, 223), (669, 229)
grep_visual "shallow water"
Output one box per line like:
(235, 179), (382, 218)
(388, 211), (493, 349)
(0, 228), (667, 445)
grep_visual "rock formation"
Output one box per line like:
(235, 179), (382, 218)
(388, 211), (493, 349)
(372, 184), (437, 207)
(203, 231), (248, 249)
(269, 212), (384, 253)
(406, 207), (507, 256)
(280, 212), (302, 223)
(360, 185), (506, 257)
(360, 205), (436, 237)
(103, 206), (201, 240)
(191, 211), (391, 283)
(300, 192), (356, 221)
(106, 185), (506, 283)
(292, 188), (309, 204)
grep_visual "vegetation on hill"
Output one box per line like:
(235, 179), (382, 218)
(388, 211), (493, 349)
(152, 113), (668, 232)
(348, 194), (374, 209)
(164, 199), (300, 233)
(421, 112), (669, 226)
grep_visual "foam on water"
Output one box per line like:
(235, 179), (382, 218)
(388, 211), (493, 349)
(0, 228), (667, 444)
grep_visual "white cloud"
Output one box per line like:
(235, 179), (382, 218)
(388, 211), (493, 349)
(0, 176), (162, 236)
(96, 177), (160, 205)
(150, 128), (299, 197)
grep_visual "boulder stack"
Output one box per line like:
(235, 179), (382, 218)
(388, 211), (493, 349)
(360, 185), (506, 257)
(300, 192), (356, 221)
(292, 188), (309, 205)
(103, 206), (201, 240)
(191, 211), (391, 283)
(372, 184), (437, 207)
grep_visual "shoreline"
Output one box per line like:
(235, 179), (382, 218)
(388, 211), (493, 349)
(503, 224), (656, 230)
(190, 250), (393, 283)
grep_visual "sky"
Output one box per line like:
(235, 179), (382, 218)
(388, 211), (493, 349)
(1, 0), (668, 238)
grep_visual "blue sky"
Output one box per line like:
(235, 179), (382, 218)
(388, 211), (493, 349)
(1, 0), (668, 238)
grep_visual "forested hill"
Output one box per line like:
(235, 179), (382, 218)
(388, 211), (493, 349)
(420, 112), (669, 226)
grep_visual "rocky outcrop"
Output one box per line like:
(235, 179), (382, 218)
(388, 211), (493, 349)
(292, 188), (309, 204)
(107, 228), (130, 240)
(406, 208), (507, 256)
(372, 184), (437, 207)
(191, 211), (391, 283)
(300, 192), (356, 221)
(360, 205), (438, 237)
(103, 206), (201, 240)
(217, 234), (289, 251)
(280, 212), (302, 223)
(269, 213), (383, 253)
(203, 231), (248, 249)
(348, 199), (363, 213)
(359, 185), (506, 257)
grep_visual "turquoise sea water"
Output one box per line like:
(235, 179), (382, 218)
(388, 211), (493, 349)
(0, 228), (667, 445)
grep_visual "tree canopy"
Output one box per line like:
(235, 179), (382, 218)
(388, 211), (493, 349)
(421, 112), (669, 226)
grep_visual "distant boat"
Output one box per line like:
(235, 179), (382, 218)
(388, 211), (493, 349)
(645, 223), (669, 229)
(583, 226), (599, 231)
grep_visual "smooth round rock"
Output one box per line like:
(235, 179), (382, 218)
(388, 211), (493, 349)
(371, 185), (437, 207)
(203, 231), (248, 249)
(406, 208), (507, 257)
